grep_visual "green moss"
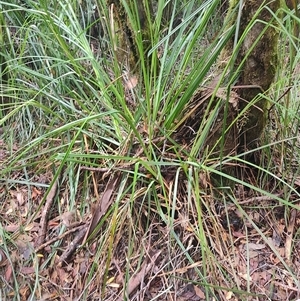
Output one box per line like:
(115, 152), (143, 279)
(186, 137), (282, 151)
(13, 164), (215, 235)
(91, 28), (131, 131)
(221, 0), (281, 149)
(107, 0), (153, 73)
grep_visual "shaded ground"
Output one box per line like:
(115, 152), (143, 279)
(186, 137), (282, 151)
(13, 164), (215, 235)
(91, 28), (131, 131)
(1, 136), (300, 301)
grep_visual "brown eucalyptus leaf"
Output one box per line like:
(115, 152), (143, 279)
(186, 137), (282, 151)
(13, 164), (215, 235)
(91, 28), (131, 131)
(84, 174), (120, 243)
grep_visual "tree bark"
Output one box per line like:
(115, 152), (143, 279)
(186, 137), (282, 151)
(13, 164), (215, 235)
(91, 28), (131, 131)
(107, 0), (153, 73)
(104, 0), (282, 186)
(221, 0), (281, 151)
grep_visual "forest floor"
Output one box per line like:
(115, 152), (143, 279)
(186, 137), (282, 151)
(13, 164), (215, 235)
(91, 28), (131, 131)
(1, 1), (300, 300)
(1, 135), (300, 301)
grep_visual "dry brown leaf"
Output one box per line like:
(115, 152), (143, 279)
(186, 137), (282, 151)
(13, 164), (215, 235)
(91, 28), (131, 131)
(57, 266), (71, 284)
(225, 291), (233, 300)
(285, 209), (296, 261)
(248, 250), (259, 258)
(39, 293), (59, 301)
(194, 285), (205, 299)
(127, 250), (161, 296)
(11, 189), (26, 206)
(20, 266), (35, 274)
(5, 264), (13, 282)
(232, 231), (244, 238)
(60, 211), (76, 227)
(4, 224), (19, 232)
(199, 172), (208, 188)
(125, 75), (138, 89)
(238, 272), (252, 281)
(107, 282), (120, 288)
(84, 174), (120, 243)
(245, 243), (266, 250)
(19, 286), (30, 301)
(31, 186), (42, 200)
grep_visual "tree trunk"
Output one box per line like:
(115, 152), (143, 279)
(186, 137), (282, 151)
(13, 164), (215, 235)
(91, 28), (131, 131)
(221, 0), (281, 151)
(104, 0), (282, 186)
(177, 0), (281, 172)
(107, 0), (153, 73)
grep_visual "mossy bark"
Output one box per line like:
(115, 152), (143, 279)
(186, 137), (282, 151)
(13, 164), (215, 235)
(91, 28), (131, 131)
(106, 0), (153, 73)
(199, 0), (281, 186)
(221, 0), (281, 150)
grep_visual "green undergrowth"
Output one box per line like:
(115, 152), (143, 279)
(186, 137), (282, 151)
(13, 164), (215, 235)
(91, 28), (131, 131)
(0, 0), (300, 300)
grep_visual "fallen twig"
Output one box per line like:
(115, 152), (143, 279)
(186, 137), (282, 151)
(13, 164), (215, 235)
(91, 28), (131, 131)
(35, 222), (85, 253)
(36, 181), (58, 248)
(83, 173), (121, 245)
(238, 193), (282, 204)
(58, 224), (89, 266)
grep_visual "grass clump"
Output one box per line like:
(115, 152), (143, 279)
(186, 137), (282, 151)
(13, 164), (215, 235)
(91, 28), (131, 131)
(0, 0), (300, 300)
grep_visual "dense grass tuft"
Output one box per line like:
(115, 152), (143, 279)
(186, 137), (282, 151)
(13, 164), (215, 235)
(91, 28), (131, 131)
(0, 1), (299, 300)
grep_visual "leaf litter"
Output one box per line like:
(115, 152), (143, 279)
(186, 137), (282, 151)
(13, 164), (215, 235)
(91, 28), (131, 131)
(1, 129), (300, 300)
(1, 172), (300, 300)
